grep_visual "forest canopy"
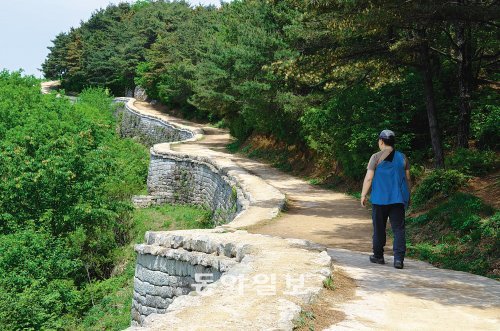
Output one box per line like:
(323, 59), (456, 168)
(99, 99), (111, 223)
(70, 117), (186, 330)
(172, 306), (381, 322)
(42, 0), (499, 179)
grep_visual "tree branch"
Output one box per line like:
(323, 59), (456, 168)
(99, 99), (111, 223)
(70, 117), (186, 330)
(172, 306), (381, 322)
(429, 46), (456, 61)
(483, 58), (500, 67)
(440, 26), (459, 50)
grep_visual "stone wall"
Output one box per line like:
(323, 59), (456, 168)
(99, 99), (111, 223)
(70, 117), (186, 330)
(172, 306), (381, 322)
(117, 104), (192, 145)
(127, 229), (332, 330)
(138, 151), (245, 225)
(118, 100), (248, 225)
(118, 98), (324, 331)
(131, 236), (240, 325)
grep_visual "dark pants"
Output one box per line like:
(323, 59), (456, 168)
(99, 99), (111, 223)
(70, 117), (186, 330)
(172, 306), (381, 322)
(372, 203), (406, 261)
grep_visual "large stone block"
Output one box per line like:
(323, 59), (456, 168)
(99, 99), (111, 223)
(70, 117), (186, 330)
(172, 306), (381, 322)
(118, 105), (191, 146)
(131, 239), (241, 325)
(128, 230), (331, 330)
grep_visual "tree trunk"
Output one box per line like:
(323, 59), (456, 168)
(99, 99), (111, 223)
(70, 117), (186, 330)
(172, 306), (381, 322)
(420, 41), (445, 168)
(455, 18), (473, 148)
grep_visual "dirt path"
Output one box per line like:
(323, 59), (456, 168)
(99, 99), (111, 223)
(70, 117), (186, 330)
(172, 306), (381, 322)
(131, 101), (500, 330)
(40, 81), (498, 330)
(134, 102), (375, 252)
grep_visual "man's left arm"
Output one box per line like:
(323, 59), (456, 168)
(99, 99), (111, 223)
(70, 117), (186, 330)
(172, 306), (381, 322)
(404, 156), (411, 188)
(361, 169), (374, 207)
(405, 156), (411, 204)
(405, 169), (411, 189)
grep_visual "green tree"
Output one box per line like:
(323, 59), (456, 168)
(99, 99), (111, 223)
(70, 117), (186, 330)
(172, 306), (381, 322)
(186, 0), (303, 141)
(134, 0), (203, 112)
(275, 0), (448, 167)
(41, 32), (71, 80)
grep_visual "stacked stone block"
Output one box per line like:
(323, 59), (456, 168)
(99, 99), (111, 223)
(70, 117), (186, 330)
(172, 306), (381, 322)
(117, 101), (246, 225)
(117, 104), (192, 146)
(131, 233), (246, 326)
(143, 152), (243, 225)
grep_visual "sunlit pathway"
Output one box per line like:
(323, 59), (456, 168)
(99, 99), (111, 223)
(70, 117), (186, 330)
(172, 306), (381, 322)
(133, 101), (374, 251)
(42, 81), (498, 331)
(125, 99), (500, 330)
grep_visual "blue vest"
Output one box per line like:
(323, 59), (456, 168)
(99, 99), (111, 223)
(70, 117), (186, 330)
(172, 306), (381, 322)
(371, 151), (410, 208)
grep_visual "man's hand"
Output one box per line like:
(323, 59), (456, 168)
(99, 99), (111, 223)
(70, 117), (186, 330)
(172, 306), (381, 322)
(361, 195), (367, 207)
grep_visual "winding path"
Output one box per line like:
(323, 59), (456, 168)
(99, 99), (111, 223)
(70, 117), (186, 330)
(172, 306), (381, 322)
(131, 101), (499, 330)
(41, 83), (500, 330)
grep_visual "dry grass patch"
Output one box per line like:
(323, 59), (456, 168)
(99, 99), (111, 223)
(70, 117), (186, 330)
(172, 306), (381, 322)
(293, 267), (357, 331)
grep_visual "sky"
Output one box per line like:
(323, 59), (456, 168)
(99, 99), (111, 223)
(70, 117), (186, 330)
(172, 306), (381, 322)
(0, 0), (221, 77)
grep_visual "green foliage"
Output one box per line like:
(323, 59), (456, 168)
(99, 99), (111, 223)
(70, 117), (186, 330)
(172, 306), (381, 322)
(79, 264), (135, 331)
(0, 80), (148, 278)
(0, 72), (148, 330)
(77, 86), (113, 109)
(80, 203), (212, 330)
(472, 102), (500, 151)
(445, 148), (497, 176)
(42, 0), (499, 180)
(11, 0), (499, 324)
(407, 193), (498, 277)
(300, 76), (420, 179)
(134, 1), (202, 112)
(409, 164), (425, 182)
(183, 0), (303, 142)
(43, 2), (160, 95)
(411, 170), (469, 209)
(0, 73), (214, 330)
(0, 230), (83, 330)
(44, 0), (307, 144)
(426, 193), (495, 231)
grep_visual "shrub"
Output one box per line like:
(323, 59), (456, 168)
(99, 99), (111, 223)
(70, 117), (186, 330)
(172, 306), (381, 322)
(480, 212), (499, 239)
(409, 164), (425, 182)
(0, 230), (83, 330)
(406, 193), (497, 277)
(228, 115), (253, 141)
(0, 73), (150, 329)
(445, 148), (497, 176)
(473, 104), (499, 151)
(77, 87), (113, 110)
(427, 192), (495, 231)
(411, 169), (469, 209)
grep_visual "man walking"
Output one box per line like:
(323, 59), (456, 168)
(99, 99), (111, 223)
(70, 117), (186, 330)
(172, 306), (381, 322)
(361, 130), (411, 269)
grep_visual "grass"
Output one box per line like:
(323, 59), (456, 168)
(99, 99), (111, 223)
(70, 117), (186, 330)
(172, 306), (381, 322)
(406, 193), (498, 279)
(79, 203), (213, 330)
(293, 310), (316, 331)
(322, 275), (336, 290)
(131, 203), (213, 241)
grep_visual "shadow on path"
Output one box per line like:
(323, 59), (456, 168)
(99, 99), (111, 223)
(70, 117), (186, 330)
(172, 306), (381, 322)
(129, 98), (500, 331)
